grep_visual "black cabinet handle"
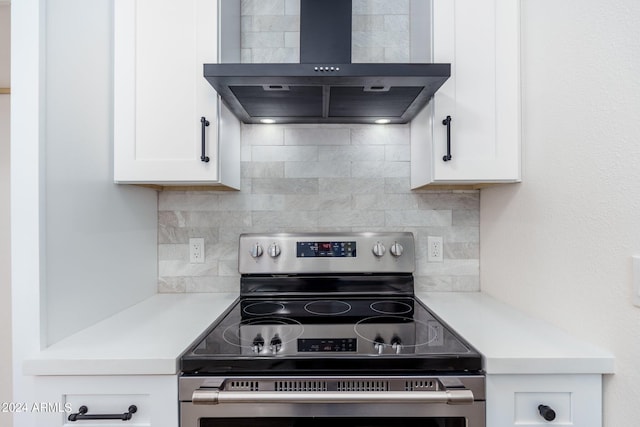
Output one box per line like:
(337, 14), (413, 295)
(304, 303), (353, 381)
(200, 116), (210, 163)
(538, 404), (556, 422)
(442, 115), (452, 162)
(68, 405), (137, 422)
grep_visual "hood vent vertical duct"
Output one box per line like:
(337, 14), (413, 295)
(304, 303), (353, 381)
(204, 0), (450, 124)
(300, 0), (352, 64)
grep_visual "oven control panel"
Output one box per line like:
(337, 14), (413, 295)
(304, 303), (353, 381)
(297, 241), (357, 258)
(240, 322), (416, 356)
(239, 232), (415, 274)
(298, 338), (357, 352)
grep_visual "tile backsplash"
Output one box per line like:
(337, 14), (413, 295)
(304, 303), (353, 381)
(158, 124), (479, 293)
(240, 0), (411, 63)
(157, 0), (478, 293)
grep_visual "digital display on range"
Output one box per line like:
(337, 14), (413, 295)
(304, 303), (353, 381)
(298, 338), (357, 352)
(296, 241), (356, 257)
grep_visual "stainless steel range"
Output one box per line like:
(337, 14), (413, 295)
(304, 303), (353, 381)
(180, 232), (485, 427)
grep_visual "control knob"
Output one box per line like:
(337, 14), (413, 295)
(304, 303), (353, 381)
(250, 243), (264, 258)
(251, 334), (265, 354)
(269, 334), (283, 353)
(268, 243), (281, 258)
(372, 242), (386, 257)
(390, 242), (404, 257)
(373, 336), (385, 354)
(391, 336), (402, 354)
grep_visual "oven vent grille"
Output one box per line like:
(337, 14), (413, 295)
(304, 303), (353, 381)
(227, 381), (259, 391)
(275, 381), (328, 392)
(404, 380), (437, 391)
(337, 381), (389, 392)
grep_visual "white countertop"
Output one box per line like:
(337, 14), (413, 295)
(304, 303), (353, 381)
(418, 292), (615, 375)
(25, 291), (614, 376)
(23, 293), (239, 376)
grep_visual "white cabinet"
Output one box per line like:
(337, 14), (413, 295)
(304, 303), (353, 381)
(411, 0), (521, 188)
(114, 0), (240, 189)
(487, 374), (603, 427)
(32, 375), (177, 427)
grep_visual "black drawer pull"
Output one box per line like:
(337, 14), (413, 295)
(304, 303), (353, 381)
(442, 115), (452, 162)
(538, 404), (556, 422)
(200, 116), (210, 163)
(68, 405), (137, 422)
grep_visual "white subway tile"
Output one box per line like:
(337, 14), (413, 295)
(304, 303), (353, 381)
(284, 32), (300, 48)
(253, 15), (299, 32)
(242, 0), (285, 16)
(252, 194), (287, 211)
(158, 277), (186, 293)
(384, 46), (410, 62)
(385, 145), (410, 161)
(253, 210), (319, 228)
(158, 244), (188, 261)
(184, 211), (252, 227)
(242, 32), (285, 49)
(416, 259), (479, 277)
(351, 125), (410, 145)
(242, 124), (285, 146)
(452, 210), (480, 226)
(159, 260), (218, 277)
(185, 276), (240, 293)
(251, 47), (299, 63)
(253, 145), (318, 161)
(352, 15), (384, 32)
(285, 0), (300, 15)
(158, 225), (219, 244)
(285, 161), (351, 178)
(319, 177), (385, 194)
(243, 161), (285, 178)
(385, 210), (452, 227)
(219, 260), (241, 277)
(285, 128), (351, 145)
(353, 0), (410, 15)
(319, 145), (384, 162)
(352, 46), (385, 63)
(318, 210), (385, 227)
(252, 178), (319, 194)
(384, 15), (410, 31)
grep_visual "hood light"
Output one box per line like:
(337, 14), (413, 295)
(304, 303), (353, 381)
(375, 119), (391, 124)
(260, 119), (276, 124)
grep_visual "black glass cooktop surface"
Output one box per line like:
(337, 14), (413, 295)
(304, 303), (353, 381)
(180, 296), (482, 375)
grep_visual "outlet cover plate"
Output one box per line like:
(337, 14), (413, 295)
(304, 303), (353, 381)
(427, 236), (443, 262)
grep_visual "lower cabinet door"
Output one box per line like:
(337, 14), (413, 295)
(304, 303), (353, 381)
(31, 375), (177, 427)
(486, 374), (602, 427)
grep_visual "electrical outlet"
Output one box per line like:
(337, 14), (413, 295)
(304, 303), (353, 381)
(427, 236), (443, 262)
(189, 238), (205, 264)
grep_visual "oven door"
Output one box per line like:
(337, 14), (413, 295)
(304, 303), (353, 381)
(179, 376), (485, 427)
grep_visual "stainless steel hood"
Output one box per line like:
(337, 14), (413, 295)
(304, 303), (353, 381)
(204, 0), (450, 125)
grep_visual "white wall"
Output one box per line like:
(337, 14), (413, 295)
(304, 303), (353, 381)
(1, 4), (12, 427)
(11, 0), (158, 423)
(42, 0), (158, 345)
(480, 0), (640, 425)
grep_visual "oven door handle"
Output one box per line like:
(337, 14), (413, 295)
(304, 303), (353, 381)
(192, 390), (474, 405)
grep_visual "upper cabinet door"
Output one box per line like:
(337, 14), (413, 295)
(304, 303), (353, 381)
(411, 0), (521, 188)
(114, 0), (240, 188)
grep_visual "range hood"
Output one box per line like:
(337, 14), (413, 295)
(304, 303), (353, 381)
(204, 0), (450, 125)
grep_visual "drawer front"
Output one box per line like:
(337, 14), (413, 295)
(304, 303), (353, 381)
(33, 375), (177, 427)
(486, 374), (602, 427)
